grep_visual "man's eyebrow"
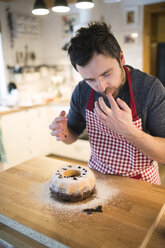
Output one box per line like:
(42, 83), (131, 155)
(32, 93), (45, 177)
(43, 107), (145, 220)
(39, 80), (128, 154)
(84, 68), (112, 81)
(100, 68), (112, 76)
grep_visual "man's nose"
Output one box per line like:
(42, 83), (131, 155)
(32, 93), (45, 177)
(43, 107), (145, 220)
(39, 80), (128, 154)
(97, 78), (108, 93)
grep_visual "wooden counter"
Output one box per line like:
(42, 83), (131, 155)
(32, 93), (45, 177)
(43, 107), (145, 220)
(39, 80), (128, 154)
(0, 97), (69, 116)
(0, 156), (165, 248)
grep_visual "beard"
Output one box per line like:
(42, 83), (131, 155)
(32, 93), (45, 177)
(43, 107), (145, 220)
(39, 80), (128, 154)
(99, 66), (125, 98)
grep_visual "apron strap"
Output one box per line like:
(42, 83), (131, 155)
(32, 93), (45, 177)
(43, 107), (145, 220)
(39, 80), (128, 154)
(87, 66), (139, 121)
(123, 66), (138, 121)
(87, 88), (95, 111)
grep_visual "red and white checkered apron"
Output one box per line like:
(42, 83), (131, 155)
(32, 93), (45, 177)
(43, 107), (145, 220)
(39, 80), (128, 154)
(86, 66), (161, 184)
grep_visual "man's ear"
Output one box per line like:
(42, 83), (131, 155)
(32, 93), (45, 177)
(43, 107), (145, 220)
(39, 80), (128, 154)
(120, 51), (125, 66)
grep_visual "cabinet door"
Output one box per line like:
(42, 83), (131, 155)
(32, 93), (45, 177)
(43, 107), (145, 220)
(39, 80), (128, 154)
(0, 106), (51, 169)
(27, 106), (50, 157)
(0, 111), (30, 166)
(50, 139), (90, 162)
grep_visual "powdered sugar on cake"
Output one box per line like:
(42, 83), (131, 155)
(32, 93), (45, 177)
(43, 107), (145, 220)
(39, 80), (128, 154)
(49, 165), (95, 199)
(31, 175), (119, 219)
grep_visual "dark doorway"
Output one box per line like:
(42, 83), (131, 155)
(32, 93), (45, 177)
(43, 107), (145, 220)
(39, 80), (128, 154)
(143, 2), (165, 84)
(157, 42), (165, 87)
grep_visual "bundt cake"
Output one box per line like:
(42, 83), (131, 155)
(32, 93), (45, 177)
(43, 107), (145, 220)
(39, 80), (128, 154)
(49, 164), (96, 202)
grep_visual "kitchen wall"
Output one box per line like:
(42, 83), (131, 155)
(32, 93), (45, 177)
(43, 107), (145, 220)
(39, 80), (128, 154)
(0, 0), (74, 105)
(0, 0), (163, 104)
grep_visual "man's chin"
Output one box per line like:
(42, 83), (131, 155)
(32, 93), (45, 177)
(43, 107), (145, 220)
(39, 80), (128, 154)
(111, 91), (119, 98)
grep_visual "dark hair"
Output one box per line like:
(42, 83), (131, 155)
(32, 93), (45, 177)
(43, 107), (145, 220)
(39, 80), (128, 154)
(68, 21), (121, 70)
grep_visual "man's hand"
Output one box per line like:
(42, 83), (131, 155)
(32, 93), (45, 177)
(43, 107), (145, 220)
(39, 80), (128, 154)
(49, 111), (68, 141)
(94, 92), (133, 136)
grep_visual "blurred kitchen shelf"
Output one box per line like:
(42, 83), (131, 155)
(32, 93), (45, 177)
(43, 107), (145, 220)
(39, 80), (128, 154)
(7, 64), (58, 73)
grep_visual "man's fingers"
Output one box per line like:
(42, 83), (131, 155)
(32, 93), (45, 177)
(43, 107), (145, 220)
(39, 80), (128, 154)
(107, 93), (131, 114)
(51, 129), (66, 140)
(94, 100), (107, 119)
(49, 110), (68, 131)
(60, 110), (66, 116)
(54, 116), (68, 124)
(49, 122), (62, 130)
(106, 92), (119, 111)
(52, 112), (68, 125)
(51, 129), (61, 136)
(98, 97), (109, 115)
(54, 110), (67, 124)
(117, 98), (131, 113)
(50, 124), (64, 131)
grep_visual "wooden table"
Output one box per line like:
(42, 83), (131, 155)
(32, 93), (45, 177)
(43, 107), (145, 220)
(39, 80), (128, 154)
(0, 156), (165, 248)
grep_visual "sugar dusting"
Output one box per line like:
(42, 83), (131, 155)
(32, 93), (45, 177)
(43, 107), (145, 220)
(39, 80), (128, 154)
(30, 176), (119, 220)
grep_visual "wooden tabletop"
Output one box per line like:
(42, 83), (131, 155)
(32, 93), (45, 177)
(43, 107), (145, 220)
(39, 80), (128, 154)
(0, 156), (165, 248)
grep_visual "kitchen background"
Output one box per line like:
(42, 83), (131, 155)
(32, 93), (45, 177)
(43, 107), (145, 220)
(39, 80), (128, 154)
(0, 0), (165, 105)
(0, 0), (165, 184)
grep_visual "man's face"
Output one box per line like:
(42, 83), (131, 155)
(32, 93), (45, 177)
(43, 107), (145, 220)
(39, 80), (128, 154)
(76, 52), (126, 98)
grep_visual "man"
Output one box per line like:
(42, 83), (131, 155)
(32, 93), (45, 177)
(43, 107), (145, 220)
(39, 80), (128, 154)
(49, 22), (165, 184)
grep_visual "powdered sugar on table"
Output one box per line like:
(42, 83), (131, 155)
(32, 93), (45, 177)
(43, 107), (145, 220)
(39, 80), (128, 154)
(30, 175), (119, 219)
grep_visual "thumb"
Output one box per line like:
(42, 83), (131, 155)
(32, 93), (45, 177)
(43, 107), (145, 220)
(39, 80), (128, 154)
(116, 98), (131, 113)
(59, 110), (66, 117)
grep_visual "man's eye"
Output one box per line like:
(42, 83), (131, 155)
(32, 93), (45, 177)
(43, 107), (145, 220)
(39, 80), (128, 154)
(104, 73), (110, 77)
(86, 79), (95, 83)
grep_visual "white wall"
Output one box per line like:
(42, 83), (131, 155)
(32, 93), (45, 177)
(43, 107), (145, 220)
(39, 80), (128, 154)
(39, 11), (68, 65)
